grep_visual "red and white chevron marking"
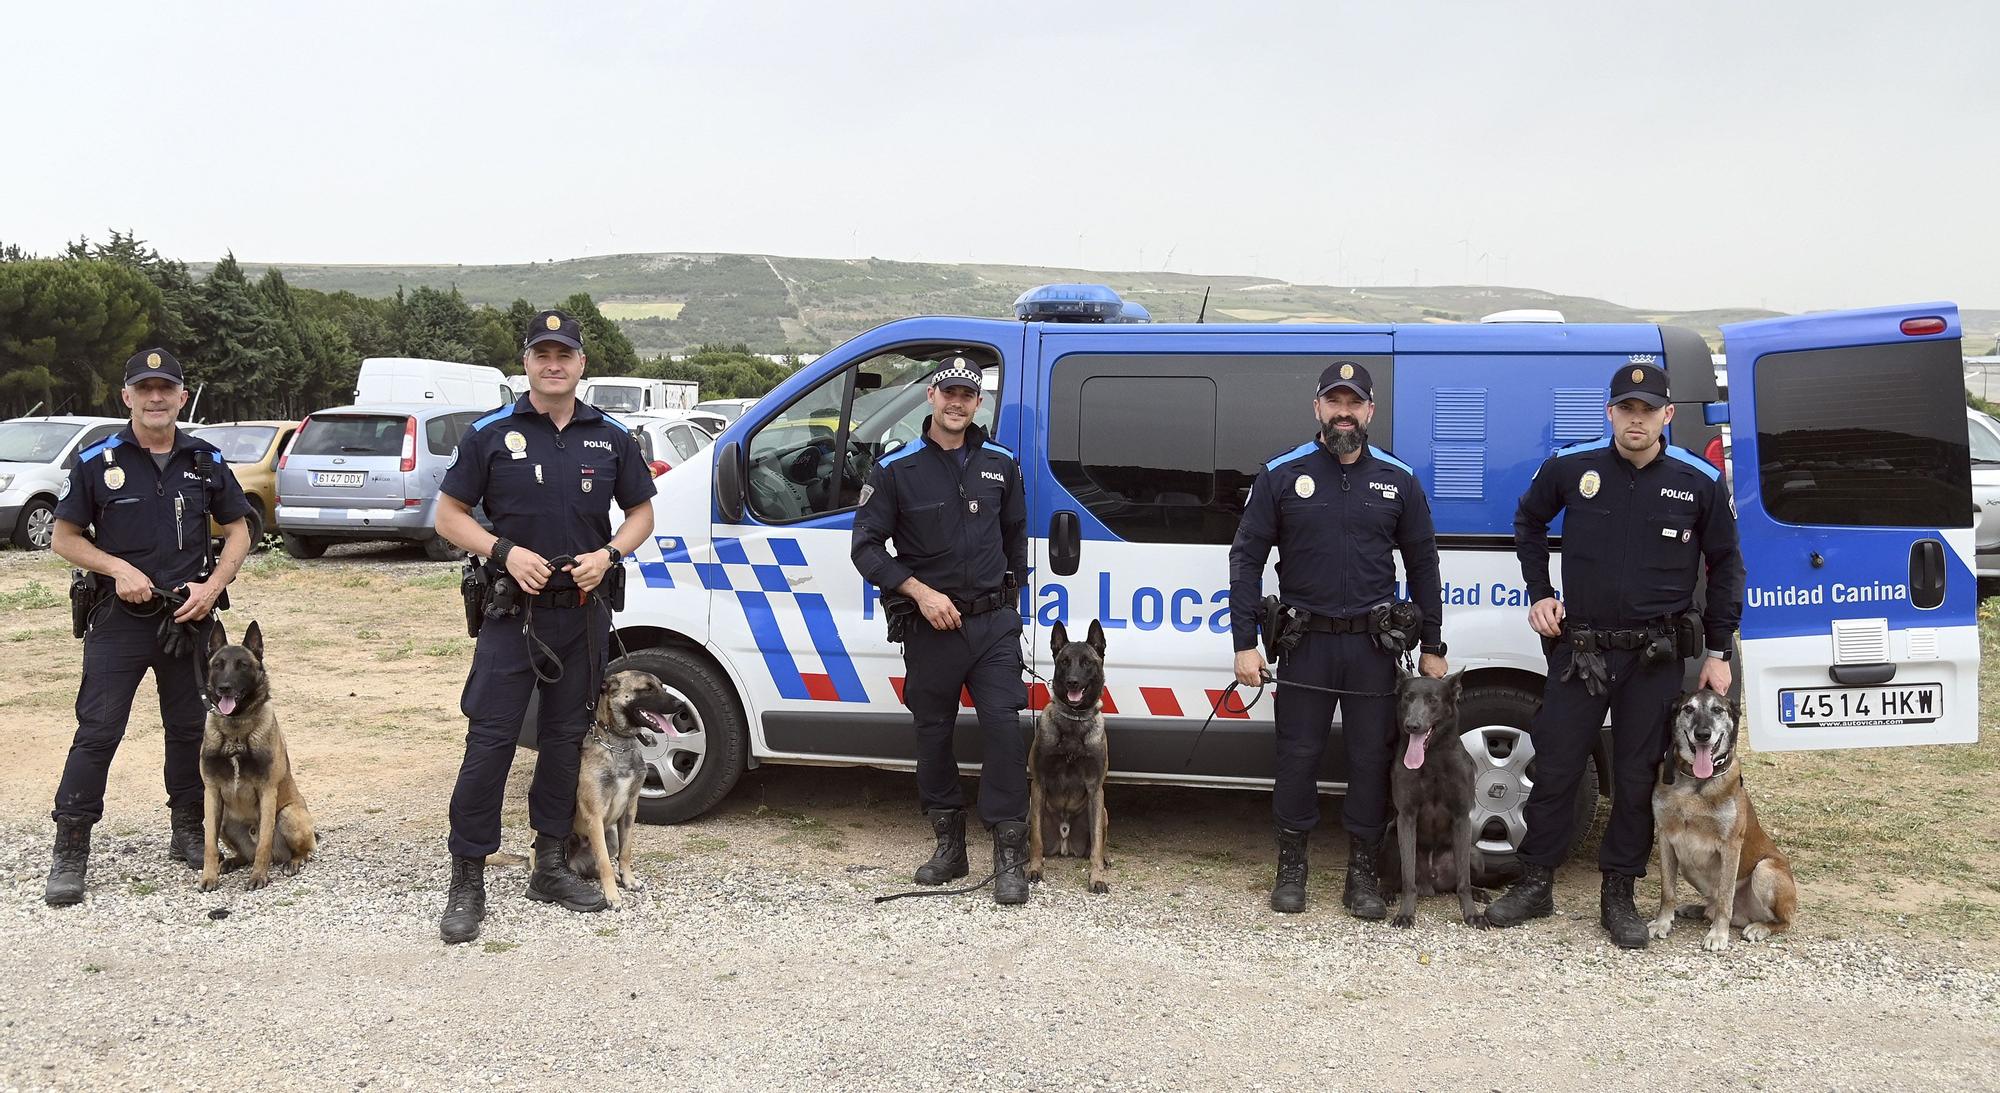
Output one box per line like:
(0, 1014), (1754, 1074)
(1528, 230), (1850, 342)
(887, 678), (1266, 720)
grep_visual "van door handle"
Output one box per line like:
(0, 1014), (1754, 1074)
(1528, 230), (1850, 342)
(1049, 510), (1081, 576)
(1909, 538), (1945, 610)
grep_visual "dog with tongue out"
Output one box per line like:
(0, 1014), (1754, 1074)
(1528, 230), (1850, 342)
(196, 620), (317, 892)
(1381, 671), (1489, 929)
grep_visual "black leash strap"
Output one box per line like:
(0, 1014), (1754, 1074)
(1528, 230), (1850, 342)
(1182, 670), (1400, 769)
(873, 870), (999, 903)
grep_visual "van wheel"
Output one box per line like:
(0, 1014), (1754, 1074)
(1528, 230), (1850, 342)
(280, 532), (326, 560)
(618, 646), (748, 825)
(1457, 684), (1599, 885)
(421, 535), (464, 562)
(12, 497), (55, 550)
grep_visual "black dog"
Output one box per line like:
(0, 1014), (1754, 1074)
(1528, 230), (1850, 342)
(1383, 671), (1488, 928)
(1027, 620), (1111, 893)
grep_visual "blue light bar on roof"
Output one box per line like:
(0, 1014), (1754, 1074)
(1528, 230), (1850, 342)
(1014, 283), (1125, 323)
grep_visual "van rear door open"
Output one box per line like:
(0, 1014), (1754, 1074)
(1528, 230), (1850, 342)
(1724, 303), (1980, 749)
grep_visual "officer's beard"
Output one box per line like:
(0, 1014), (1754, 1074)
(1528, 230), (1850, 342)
(1321, 417), (1366, 456)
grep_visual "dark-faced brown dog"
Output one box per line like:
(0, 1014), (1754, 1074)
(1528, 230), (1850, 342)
(1650, 689), (1798, 950)
(566, 669), (686, 909)
(1382, 671), (1488, 929)
(1026, 620), (1110, 894)
(199, 620), (315, 891)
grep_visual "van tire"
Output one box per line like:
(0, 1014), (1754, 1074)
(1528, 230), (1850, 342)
(12, 497), (55, 550)
(619, 646), (749, 825)
(1456, 683), (1599, 883)
(421, 535), (464, 562)
(280, 532), (327, 560)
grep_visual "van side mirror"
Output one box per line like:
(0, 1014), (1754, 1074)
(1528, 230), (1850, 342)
(715, 441), (746, 522)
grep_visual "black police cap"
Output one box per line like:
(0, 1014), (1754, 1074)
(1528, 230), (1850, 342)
(123, 348), (185, 387)
(524, 309), (585, 351)
(1316, 360), (1373, 400)
(1610, 362), (1670, 408)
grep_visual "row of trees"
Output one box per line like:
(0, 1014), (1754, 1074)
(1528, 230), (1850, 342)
(0, 232), (799, 420)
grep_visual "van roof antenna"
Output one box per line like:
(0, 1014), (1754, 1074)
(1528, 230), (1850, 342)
(1196, 286), (1210, 324)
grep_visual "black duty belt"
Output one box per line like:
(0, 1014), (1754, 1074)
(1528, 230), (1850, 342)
(1562, 623), (1669, 652)
(952, 588), (1011, 616)
(532, 587), (594, 609)
(1301, 612), (1377, 635)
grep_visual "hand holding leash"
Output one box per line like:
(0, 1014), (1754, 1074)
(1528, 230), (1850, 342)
(112, 563), (153, 604)
(563, 551), (611, 592)
(504, 545), (555, 594)
(1234, 648), (1265, 687)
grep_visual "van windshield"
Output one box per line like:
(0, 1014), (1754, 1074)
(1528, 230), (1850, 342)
(0, 421), (84, 463)
(290, 415), (408, 458)
(591, 386), (644, 413)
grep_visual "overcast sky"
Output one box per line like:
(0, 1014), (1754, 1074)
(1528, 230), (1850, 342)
(5, 1), (1994, 313)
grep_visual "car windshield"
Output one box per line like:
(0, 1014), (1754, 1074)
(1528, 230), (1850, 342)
(694, 400), (746, 423)
(191, 425), (278, 464)
(591, 386), (645, 413)
(0, 421), (85, 463)
(289, 415), (407, 457)
(1971, 413), (2000, 464)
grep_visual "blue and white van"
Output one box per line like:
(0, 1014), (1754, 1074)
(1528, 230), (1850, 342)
(593, 287), (1980, 869)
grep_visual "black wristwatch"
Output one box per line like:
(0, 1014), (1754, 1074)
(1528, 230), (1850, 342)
(1706, 648), (1733, 663)
(490, 538), (515, 570)
(1421, 642), (1448, 657)
(603, 545), (623, 566)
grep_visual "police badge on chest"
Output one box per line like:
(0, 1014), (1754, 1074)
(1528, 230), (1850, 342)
(581, 466), (596, 494)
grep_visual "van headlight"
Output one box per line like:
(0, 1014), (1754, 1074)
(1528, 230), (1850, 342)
(0, 473), (14, 492)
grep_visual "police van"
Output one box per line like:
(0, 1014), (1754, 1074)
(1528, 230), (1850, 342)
(593, 285), (1979, 870)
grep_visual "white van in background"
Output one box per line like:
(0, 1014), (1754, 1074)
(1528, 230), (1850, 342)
(580, 377), (699, 414)
(353, 358), (512, 409)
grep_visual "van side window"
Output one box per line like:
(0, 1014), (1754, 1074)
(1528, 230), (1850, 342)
(1754, 340), (1973, 528)
(1049, 353), (1394, 544)
(744, 346), (1000, 524)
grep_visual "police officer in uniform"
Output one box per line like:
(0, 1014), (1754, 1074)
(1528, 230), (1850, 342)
(851, 359), (1032, 905)
(1230, 361), (1448, 917)
(433, 310), (656, 944)
(1486, 362), (1743, 948)
(44, 348), (254, 906)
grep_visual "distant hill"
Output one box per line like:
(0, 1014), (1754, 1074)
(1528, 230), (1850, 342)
(222, 252), (2000, 359)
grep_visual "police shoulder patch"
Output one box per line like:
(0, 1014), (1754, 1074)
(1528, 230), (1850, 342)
(858, 483), (874, 506)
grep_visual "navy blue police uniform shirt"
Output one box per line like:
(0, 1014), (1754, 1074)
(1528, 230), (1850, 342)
(1228, 440), (1445, 653)
(55, 425), (253, 589)
(440, 394), (656, 592)
(1513, 438), (1745, 652)
(851, 420), (1027, 600)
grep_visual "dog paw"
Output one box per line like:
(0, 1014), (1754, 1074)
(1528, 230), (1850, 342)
(280, 861), (303, 877)
(1703, 930), (1730, 952)
(1391, 913), (1415, 929)
(197, 873), (220, 892)
(1742, 923), (1772, 942)
(1465, 913), (1490, 930)
(1090, 879), (1109, 895)
(621, 874), (646, 892)
(245, 870), (270, 891)
(1649, 918), (1674, 940)
(1026, 868), (1043, 884)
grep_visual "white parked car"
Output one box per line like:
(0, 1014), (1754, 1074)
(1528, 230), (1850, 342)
(1967, 408), (2000, 578)
(0, 416), (128, 549)
(622, 412), (716, 476)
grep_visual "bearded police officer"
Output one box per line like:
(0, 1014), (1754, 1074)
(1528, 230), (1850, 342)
(44, 348), (254, 906)
(1229, 361), (1448, 917)
(851, 359), (1033, 905)
(1486, 361), (1743, 948)
(432, 309), (657, 944)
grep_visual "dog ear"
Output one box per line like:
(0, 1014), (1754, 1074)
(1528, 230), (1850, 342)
(1086, 619), (1106, 656)
(1445, 669), (1463, 699)
(207, 619), (228, 659)
(1050, 620), (1068, 656)
(242, 620), (263, 663)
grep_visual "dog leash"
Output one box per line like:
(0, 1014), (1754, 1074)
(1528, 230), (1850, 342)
(873, 869), (1000, 903)
(1182, 670), (1402, 769)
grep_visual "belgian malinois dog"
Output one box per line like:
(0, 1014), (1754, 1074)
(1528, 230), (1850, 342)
(1382, 671), (1489, 929)
(1027, 620), (1111, 894)
(199, 620), (315, 891)
(566, 669), (686, 909)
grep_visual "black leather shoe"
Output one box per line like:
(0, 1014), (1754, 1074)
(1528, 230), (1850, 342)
(44, 819), (91, 907)
(1600, 871), (1649, 949)
(992, 821), (1030, 905)
(439, 855), (487, 944)
(1270, 828), (1309, 913)
(914, 808), (969, 885)
(525, 834), (608, 913)
(1342, 834), (1388, 920)
(169, 801), (205, 870)
(1486, 862), (1556, 928)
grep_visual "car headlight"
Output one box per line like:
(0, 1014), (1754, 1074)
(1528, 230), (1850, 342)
(0, 473), (14, 491)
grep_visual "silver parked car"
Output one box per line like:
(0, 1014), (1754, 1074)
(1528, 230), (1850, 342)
(274, 403), (487, 560)
(1967, 408), (2000, 579)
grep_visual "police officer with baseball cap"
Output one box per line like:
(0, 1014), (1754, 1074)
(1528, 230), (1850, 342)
(44, 347), (254, 906)
(432, 308), (657, 944)
(851, 357), (1033, 904)
(1487, 361), (1743, 948)
(1229, 360), (1448, 917)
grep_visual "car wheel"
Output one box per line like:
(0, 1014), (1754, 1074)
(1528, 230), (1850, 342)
(279, 532), (327, 560)
(1457, 684), (1599, 885)
(421, 535), (465, 562)
(614, 646), (749, 825)
(242, 506), (267, 550)
(12, 497), (56, 550)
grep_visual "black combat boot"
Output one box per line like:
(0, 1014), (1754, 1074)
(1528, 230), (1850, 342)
(525, 834), (608, 913)
(1270, 828), (1309, 913)
(1600, 871), (1649, 950)
(439, 855), (487, 945)
(1342, 833), (1388, 921)
(913, 807), (969, 885)
(169, 801), (205, 870)
(1485, 862), (1556, 928)
(44, 818), (91, 907)
(991, 821), (1030, 905)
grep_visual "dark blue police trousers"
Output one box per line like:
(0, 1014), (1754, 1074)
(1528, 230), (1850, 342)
(1270, 630), (1399, 841)
(900, 608), (1029, 827)
(53, 605), (216, 823)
